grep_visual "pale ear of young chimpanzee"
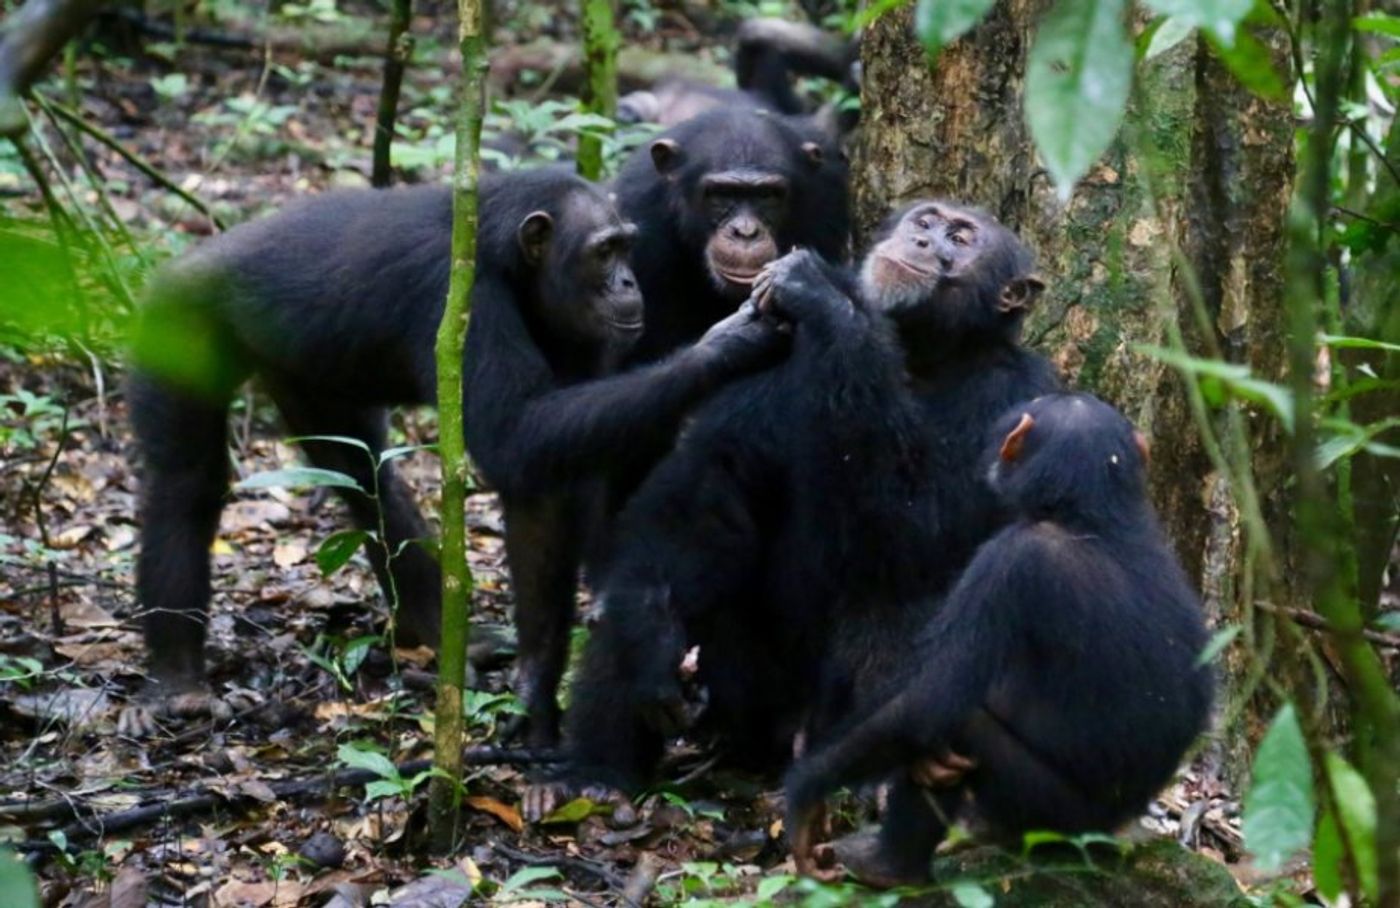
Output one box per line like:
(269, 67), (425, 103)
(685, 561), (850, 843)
(650, 138), (684, 176)
(997, 275), (1047, 314)
(518, 211), (554, 266)
(998, 412), (1035, 463)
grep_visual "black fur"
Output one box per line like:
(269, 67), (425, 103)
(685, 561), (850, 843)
(785, 393), (1215, 886)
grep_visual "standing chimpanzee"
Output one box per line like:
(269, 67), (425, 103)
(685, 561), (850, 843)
(523, 200), (1059, 819)
(617, 18), (859, 134)
(120, 168), (786, 737)
(786, 393), (1215, 888)
(614, 106), (850, 365)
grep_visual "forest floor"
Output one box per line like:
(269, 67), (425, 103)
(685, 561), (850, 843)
(0, 3), (1361, 905)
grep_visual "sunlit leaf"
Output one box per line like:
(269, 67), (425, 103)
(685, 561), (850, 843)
(235, 467), (363, 493)
(915, 0), (998, 56)
(1321, 334), (1400, 354)
(499, 865), (563, 893)
(1138, 345), (1295, 431)
(1243, 703), (1314, 871)
(539, 796), (605, 824)
(1354, 12), (1400, 38)
(1144, 0), (1251, 44)
(755, 874), (795, 901)
(1142, 16), (1196, 60)
(0, 849), (39, 908)
(1324, 752), (1378, 902)
(336, 743), (400, 782)
(316, 529), (369, 575)
(1204, 28), (1285, 99)
(851, 0), (913, 32)
(1196, 625), (1240, 666)
(951, 882), (995, 907)
(1024, 0), (1133, 199)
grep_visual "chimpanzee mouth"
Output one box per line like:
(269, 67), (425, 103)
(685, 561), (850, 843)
(606, 317), (645, 332)
(713, 267), (763, 286)
(878, 254), (938, 279)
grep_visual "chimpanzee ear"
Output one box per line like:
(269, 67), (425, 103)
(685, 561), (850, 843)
(1134, 430), (1151, 464)
(997, 274), (1047, 314)
(517, 211), (554, 265)
(801, 141), (825, 168)
(650, 138), (684, 175)
(999, 413), (1035, 463)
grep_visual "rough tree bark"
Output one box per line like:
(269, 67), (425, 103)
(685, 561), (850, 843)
(854, 4), (1295, 782)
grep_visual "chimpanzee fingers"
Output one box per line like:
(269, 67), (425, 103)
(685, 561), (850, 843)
(521, 782), (565, 823)
(116, 703), (163, 738)
(909, 749), (977, 789)
(788, 802), (829, 878)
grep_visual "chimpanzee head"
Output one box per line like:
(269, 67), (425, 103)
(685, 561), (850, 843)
(859, 200), (1044, 342)
(501, 170), (643, 350)
(638, 108), (847, 302)
(987, 393), (1151, 521)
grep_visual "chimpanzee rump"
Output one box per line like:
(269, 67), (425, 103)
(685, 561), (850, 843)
(123, 168), (784, 738)
(523, 201), (1058, 819)
(786, 393), (1215, 887)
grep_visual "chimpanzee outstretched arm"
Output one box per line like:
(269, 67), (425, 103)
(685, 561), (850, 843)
(465, 292), (780, 499)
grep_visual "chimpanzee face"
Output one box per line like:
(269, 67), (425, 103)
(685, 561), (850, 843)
(858, 201), (1044, 329)
(518, 190), (643, 348)
(650, 134), (828, 302)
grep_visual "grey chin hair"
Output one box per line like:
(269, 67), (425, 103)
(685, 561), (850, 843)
(859, 255), (927, 313)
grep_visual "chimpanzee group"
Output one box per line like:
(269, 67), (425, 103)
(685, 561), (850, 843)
(122, 17), (1213, 887)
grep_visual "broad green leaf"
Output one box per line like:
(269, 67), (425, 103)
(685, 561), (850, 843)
(1324, 752), (1378, 902)
(342, 635), (377, 676)
(316, 529), (369, 575)
(1355, 12), (1400, 38)
(1024, 0), (1133, 200)
(951, 882), (995, 907)
(1138, 345), (1295, 431)
(1196, 625), (1240, 666)
(1205, 28), (1285, 99)
(0, 849), (39, 908)
(1243, 704), (1314, 871)
(915, 0), (997, 56)
(336, 743), (400, 781)
(1143, 17), (1196, 60)
(755, 874), (795, 902)
(499, 865), (563, 894)
(1313, 808), (1343, 903)
(363, 779), (402, 802)
(236, 467), (363, 493)
(1144, 0), (1251, 44)
(851, 0), (913, 32)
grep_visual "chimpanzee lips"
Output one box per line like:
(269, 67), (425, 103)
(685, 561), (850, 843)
(877, 253), (937, 279)
(715, 267), (762, 285)
(607, 316), (644, 331)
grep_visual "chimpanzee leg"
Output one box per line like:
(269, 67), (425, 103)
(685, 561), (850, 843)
(832, 775), (959, 888)
(129, 375), (232, 690)
(502, 494), (581, 748)
(268, 389), (442, 647)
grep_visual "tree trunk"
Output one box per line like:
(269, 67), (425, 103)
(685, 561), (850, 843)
(854, 5), (1296, 783)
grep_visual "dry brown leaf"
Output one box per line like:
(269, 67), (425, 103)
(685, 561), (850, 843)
(272, 539), (308, 567)
(465, 794), (524, 832)
(51, 525), (95, 549)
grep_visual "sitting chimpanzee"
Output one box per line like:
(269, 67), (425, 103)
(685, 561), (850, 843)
(617, 18), (859, 134)
(121, 167), (786, 737)
(615, 106), (850, 365)
(786, 393), (1215, 887)
(523, 200), (1059, 819)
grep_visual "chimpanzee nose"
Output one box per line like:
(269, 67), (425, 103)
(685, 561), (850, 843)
(621, 275), (636, 290)
(731, 220), (760, 240)
(914, 237), (930, 248)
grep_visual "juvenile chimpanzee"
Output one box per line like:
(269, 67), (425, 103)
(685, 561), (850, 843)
(786, 393), (1215, 888)
(523, 201), (1058, 818)
(122, 168), (784, 737)
(615, 106), (850, 364)
(617, 18), (859, 133)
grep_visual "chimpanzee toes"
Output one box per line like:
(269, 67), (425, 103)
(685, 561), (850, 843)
(116, 703), (162, 738)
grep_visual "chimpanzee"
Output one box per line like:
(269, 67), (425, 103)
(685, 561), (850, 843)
(786, 393), (1215, 887)
(120, 167), (787, 737)
(614, 106), (851, 365)
(617, 18), (860, 133)
(523, 200), (1059, 819)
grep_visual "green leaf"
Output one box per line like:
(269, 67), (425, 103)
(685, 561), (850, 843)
(1142, 16), (1196, 60)
(539, 796), (605, 824)
(499, 865), (563, 894)
(286, 434), (372, 456)
(363, 779), (402, 802)
(336, 743), (400, 782)
(1204, 28), (1285, 99)
(1143, 0), (1251, 44)
(850, 0), (913, 32)
(915, 0), (997, 56)
(1196, 625), (1240, 666)
(235, 467), (363, 493)
(1321, 333), (1400, 354)
(342, 635), (377, 676)
(755, 874), (795, 902)
(1313, 807), (1344, 903)
(951, 882), (995, 907)
(1376, 612), (1400, 632)
(1355, 12), (1400, 39)
(1024, 0), (1134, 199)
(1323, 752), (1378, 902)
(316, 529), (369, 575)
(1243, 704), (1315, 871)
(0, 849), (39, 908)
(1138, 345), (1295, 431)
(379, 443), (434, 466)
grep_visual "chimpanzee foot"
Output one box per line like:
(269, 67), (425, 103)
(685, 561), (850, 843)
(521, 779), (638, 826)
(116, 682), (260, 738)
(830, 831), (931, 889)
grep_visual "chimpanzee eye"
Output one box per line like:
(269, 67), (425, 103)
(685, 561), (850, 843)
(949, 230), (969, 246)
(916, 217), (930, 230)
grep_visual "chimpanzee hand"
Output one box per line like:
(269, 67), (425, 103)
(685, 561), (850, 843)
(751, 248), (855, 331)
(695, 299), (789, 367)
(637, 645), (709, 737)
